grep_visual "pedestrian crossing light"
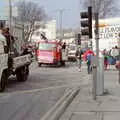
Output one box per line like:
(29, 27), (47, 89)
(80, 6), (92, 38)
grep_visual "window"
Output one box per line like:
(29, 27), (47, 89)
(39, 43), (56, 50)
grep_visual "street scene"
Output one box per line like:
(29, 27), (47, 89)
(0, 0), (120, 120)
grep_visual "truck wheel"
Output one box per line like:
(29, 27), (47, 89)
(56, 61), (61, 67)
(61, 61), (65, 66)
(16, 66), (29, 82)
(38, 63), (42, 67)
(0, 71), (8, 92)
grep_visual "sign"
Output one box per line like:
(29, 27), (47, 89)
(99, 25), (120, 39)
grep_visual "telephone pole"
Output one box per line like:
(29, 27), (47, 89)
(9, 0), (12, 33)
(9, 0), (12, 53)
(54, 9), (69, 41)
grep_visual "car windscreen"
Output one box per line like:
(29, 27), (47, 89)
(38, 43), (56, 50)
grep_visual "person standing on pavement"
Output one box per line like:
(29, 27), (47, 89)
(110, 46), (119, 61)
(84, 48), (94, 74)
(103, 49), (109, 70)
(62, 42), (66, 50)
(75, 47), (83, 71)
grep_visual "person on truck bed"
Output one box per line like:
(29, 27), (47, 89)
(3, 27), (15, 53)
(0, 29), (7, 53)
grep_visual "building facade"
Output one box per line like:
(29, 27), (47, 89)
(56, 28), (80, 45)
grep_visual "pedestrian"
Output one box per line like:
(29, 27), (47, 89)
(62, 42), (66, 50)
(103, 49), (109, 70)
(84, 48), (94, 74)
(75, 47), (83, 71)
(104, 54), (109, 70)
(110, 46), (119, 62)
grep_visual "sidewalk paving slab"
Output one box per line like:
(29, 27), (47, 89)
(60, 69), (120, 120)
(70, 112), (102, 120)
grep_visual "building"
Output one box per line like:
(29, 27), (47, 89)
(56, 28), (80, 45)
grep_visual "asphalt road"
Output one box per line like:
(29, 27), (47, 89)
(5, 62), (88, 93)
(0, 62), (89, 120)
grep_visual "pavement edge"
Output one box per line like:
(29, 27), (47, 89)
(40, 87), (80, 120)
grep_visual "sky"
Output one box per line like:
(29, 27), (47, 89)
(28, 0), (81, 29)
(0, 0), (119, 29)
(0, 0), (82, 29)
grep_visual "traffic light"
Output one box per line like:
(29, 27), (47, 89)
(80, 6), (92, 38)
(77, 33), (81, 45)
(75, 33), (81, 45)
(0, 20), (5, 28)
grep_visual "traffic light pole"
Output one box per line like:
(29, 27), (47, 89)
(95, 13), (99, 58)
(95, 12), (104, 96)
(9, 0), (12, 53)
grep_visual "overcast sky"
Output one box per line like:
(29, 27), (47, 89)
(0, 0), (119, 29)
(34, 0), (81, 29)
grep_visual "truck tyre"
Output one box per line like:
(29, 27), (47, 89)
(16, 66), (29, 82)
(61, 61), (65, 66)
(0, 70), (8, 92)
(56, 61), (61, 67)
(38, 63), (42, 67)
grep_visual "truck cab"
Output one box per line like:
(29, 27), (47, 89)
(36, 40), (68, 67)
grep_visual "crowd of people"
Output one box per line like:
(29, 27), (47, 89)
(75, 46), (120, 74)
(103, 46), (119, 70)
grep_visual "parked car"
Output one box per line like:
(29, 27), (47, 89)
(68, 44), (76, 61)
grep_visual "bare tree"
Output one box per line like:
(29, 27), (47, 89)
(16, 1), (47, 42)
(81, 0), (118, 18)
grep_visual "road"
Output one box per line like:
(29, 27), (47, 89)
(0, 62), (89, 120)
(6, 62), (88, 92)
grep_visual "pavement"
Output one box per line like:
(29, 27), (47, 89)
(59, 66), (120, 120)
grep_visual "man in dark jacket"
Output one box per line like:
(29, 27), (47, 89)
(75, 47), (83, 71)
(3, 27), (15, 53)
